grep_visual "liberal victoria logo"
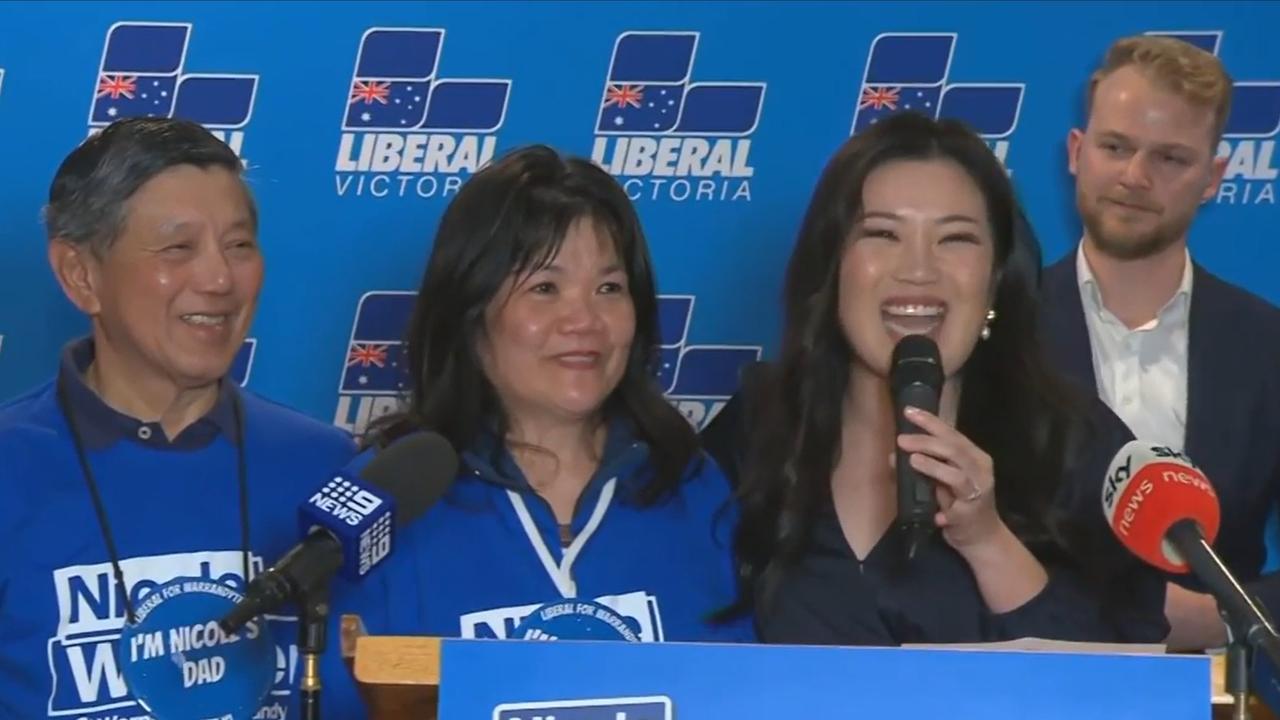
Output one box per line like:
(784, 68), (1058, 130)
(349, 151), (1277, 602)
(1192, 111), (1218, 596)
(591, 31), (766, 203)
(332, 292), (759, 435)
(88, 22), (258, 158)
(333, 291), (413, 435)
(1148, 31), (1280, 205)
(658, 295), (760, 430)
(851, 33), (1023, 169)
(335, 27), (511, 199)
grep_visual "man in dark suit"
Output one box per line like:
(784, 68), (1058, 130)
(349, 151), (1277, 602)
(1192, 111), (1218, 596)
(1042, 35), (1280, 650)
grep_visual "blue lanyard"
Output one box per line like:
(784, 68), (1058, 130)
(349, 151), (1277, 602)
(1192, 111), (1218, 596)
(55, 375), (251, 625)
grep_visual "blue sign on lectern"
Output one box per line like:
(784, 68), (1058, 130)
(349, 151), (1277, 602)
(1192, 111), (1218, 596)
(437, 640), (1211, 719)
(495, 696), (671, 720)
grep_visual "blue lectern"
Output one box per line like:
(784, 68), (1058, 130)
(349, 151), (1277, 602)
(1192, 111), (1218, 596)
(341, 616), (1226, 719)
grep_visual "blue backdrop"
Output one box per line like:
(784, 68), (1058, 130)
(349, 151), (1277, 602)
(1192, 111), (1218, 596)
(0, 1), (1275, 438)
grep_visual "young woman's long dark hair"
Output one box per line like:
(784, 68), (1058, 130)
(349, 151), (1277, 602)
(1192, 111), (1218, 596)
(732, 112), (1098, 613)
(370, 144), (697, 503)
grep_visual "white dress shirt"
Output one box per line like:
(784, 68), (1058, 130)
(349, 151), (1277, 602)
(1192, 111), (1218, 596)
(1076, 243), (1193, 450)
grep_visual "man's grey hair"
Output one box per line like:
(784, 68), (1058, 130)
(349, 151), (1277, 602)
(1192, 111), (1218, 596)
(44, 116), (256, 256)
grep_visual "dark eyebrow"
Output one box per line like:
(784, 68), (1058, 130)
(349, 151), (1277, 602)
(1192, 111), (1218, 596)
(1098, 130), (1195, 155)
(935, 214), (980, 225)
(858, 211), (901, 222)
(858, 211), (979, 225)
(157, 217), (256, 236)
(534, 263), (625, 275)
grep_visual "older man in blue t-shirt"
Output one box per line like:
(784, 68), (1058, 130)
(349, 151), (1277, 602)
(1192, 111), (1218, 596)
(0, 117), (357, 719)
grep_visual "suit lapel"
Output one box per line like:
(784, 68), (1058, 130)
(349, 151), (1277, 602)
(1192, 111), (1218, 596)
(1041, 252), (1098, 394)
(1184, 264), (1228, 469)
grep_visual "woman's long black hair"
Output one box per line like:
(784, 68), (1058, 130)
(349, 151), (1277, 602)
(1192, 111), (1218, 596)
(730, 111), (1097, 613)
(370, 144), (697, 503)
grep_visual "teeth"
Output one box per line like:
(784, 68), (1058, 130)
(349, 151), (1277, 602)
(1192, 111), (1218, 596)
(883, 304), (945, 317)
(182, 314), (227, 326)
(884, 317), (942, 337)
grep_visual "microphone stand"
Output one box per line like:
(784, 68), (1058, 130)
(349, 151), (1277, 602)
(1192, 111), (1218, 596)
(298, 580), (331, 720)
(1168, 519), (1280, 719)
(1220, 614), (1253, 720)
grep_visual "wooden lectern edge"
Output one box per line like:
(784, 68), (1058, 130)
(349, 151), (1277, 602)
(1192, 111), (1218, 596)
(341, 614), (443, 686)
(339, 615), (1267, 717)
(352, 636), (444, 686)
(340, 614), (441, 720)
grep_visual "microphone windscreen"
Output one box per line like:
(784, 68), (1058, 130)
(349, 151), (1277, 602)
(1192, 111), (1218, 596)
(1101, 440), (1220, 573)
(361, 431), (459, 526)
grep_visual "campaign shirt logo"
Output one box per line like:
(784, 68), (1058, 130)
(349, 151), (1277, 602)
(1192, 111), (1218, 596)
(87, 22), (258, 158)
(1148, 31), (1279, 205)
(335, 27), (511, 199)
(46, 551), (297, 720)
(512, 599), (642, 642)
(117, 577), (276, 720)
(460, 590), (664, 642)
(851, 33), (1024, 169)
(332, 292), (759, 435)
(591, 31), (765, 203)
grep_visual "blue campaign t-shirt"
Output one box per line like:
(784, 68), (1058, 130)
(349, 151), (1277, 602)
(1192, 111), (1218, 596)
(0, 340), (358, 720)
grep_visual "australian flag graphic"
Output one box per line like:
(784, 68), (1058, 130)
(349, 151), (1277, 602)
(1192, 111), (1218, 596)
(596, 31), (765, 136)
(89, 22), (256, 129)
(852, 33), (1023, 139)
(343, 27), (510, 133)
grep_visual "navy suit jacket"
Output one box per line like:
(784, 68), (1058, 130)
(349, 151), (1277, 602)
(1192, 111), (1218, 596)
(1040, 249), (1280, 615)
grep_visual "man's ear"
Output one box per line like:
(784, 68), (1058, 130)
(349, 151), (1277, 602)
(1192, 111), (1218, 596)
(1067, 128), (1085, 177)
(1203, 154), (1227, 202)
(48, 239), (103, 315)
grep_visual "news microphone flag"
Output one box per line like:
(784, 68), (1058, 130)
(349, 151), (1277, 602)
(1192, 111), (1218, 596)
(1101, 441), (1222, 574)
(300, 470), (396, 581)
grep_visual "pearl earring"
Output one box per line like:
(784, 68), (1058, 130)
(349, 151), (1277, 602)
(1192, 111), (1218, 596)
(980, 309), (997, 340)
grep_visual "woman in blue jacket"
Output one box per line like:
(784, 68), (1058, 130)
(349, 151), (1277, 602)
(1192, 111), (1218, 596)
(333, 144), (751, 660)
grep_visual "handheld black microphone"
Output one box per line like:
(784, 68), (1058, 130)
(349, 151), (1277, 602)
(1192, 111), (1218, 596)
(890, 334), (943, 558)
(219, 431), (458, 634)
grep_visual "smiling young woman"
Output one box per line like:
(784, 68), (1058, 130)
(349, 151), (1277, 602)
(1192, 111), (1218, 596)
(704, 111), (1171, 647)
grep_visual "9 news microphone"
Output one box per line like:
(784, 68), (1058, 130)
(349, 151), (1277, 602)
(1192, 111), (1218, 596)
(218, 431), (459, 634)
(890, 334), (944, 558)
(1102, 440), (1280, 666)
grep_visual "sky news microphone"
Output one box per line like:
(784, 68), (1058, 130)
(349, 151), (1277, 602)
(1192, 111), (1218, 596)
(1102, 440), (1280, 665)
(219, 431), (458, 634)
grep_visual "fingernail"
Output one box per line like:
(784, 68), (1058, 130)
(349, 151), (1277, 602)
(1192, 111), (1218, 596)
(905, 406), (920, 416)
